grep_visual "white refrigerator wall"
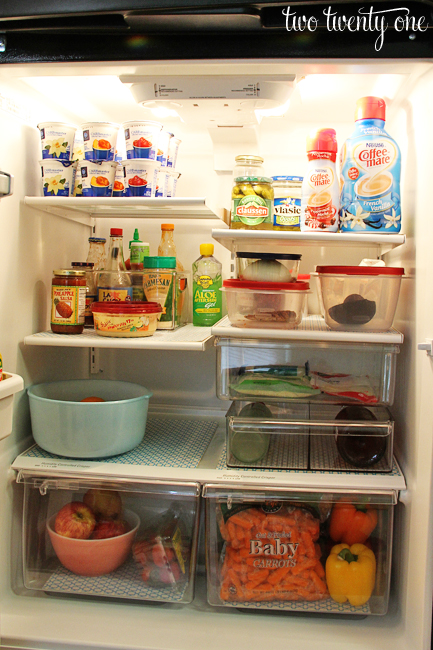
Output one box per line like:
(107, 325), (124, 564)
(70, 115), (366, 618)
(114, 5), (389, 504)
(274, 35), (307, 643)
(0, 60), (431, 650)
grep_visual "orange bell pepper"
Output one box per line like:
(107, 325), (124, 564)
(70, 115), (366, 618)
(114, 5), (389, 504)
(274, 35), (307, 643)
(329, 499), (378, 546)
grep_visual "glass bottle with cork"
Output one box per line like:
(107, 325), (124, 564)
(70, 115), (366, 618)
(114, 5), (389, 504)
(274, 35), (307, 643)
(97, 228), (133, 302)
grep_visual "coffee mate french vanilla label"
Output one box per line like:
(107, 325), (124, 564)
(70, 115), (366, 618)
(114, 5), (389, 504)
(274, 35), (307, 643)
(301, 157), (339, 232)
(340, 128), (401, 233)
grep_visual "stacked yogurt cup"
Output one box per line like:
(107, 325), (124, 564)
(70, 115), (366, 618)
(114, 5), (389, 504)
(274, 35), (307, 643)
(116, 122), (181, 198)
(77, 123), (119, 197)
(38, 123), (78, 196)
(38, 120), (181, 198)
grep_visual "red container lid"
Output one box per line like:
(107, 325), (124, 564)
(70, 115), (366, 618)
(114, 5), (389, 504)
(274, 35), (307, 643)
(355, 96), (386, 121)
(91, 301), (162, 314)
(223, 279), (309, 291)
(316, 265), (404, 276)
(306, 128), (337, 154)
(110, 228), (123, 236)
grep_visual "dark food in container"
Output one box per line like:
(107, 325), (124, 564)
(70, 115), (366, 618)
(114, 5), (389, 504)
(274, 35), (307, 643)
(328, 293), (376, 325)
(335, 405), (386, 468)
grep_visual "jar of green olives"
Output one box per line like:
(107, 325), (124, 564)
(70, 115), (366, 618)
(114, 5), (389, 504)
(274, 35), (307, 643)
(231, 176), (274, 230)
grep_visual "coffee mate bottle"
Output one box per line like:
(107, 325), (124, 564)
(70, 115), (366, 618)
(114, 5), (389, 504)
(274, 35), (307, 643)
(340, 96), (401, 233)
(301, 128), (339, 232)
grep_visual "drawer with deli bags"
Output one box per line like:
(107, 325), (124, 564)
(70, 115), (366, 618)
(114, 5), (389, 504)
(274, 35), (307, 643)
(225, 401), (394, 472)
(203, 484), (397, 616)
(16, 473), (200, 604)
(215, 337), (400, 406)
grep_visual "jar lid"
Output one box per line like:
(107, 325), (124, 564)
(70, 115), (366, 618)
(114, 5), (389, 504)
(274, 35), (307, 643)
(271, 175), (303, 182)
(110, 228), (123, 236)
(234, 176), (272, 183)
(235, 155), (264, 164)
(142, 256), (176, 269)
(53, 269), (86, 277)
(161, 223), (174, 231)
(223, 279), (309, 291)
(88, 237), (106, 243)
(71, 262), (94, 268)
(316, 265), (404, 276)
(91, 301), (163, 314)
(236, 252), (301, 261)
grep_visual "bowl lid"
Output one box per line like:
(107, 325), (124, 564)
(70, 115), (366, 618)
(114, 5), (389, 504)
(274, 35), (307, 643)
(91, 301), (163, 314)
(316, 265), (404, 276)
(236, 252), (301, 261)
(223, 279), (309, 291)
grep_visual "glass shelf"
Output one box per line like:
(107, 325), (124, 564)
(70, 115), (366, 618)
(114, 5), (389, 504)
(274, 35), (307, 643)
(24, 324), (214, 351)
(212, 228), (405, 256)
(25, 197), (229, 226)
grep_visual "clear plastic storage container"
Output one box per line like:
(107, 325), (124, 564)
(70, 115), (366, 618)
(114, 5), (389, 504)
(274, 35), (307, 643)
(221, 279), (309, 329)
(226, 401), (393, 472)
(315, 266), (404, 331)
(204, 484), (396, 615)
(235, 252), (301, 283)
(215, 337), (400, 405)
(18, 474), (200, 604)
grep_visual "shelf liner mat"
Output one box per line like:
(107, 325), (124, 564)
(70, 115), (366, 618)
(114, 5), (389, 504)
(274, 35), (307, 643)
(43, 557), (187, 602)
(218, 443), (401, 476)
(218, 597), (370, 614)
(310, 435), (391, 472)
(227, 434), (308, 470)
(22, 417), (219, 468)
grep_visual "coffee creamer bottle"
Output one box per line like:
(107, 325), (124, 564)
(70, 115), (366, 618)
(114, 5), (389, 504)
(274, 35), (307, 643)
(301, 128), (339, 232)
(340, 96), (401, 233)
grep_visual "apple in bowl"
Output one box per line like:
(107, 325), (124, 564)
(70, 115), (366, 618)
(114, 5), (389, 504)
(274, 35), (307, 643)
(54, 502), (96, 539)
(83, 488), (122, 521)
(47, 510), (140, 576)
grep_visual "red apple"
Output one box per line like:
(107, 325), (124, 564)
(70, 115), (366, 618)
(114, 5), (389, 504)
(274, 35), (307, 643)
(91, 519), (130, 539)
(83, 489), (122, 521)
(54, 502), (96, 539)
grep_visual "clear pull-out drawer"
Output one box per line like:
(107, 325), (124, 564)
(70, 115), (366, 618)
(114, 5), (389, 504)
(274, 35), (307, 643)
(203, 484), (396, 616)
(216, 337), (399, 405)
(18, 473), (200, 604)
(226, 402), (394, 472)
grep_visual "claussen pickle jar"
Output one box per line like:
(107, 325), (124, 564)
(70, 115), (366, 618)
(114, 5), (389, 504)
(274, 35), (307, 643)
(231, 176), (274, 230)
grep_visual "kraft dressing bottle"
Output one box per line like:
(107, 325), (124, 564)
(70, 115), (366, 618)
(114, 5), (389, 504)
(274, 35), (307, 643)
(340, 96), (401, 233)
(301, 128), (339, 232)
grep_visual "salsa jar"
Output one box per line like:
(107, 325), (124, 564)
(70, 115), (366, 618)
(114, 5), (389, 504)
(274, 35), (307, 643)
(71, 262), (96, 327)
(231, 176), (274, 230)
(51, 269), (86, 334)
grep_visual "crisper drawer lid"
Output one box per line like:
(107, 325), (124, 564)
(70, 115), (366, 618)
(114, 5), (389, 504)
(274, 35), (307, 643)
(202, 483), (398, 505)
(16, 470), (201, 498)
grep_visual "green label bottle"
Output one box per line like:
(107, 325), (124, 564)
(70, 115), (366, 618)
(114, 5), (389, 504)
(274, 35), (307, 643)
(192, 243), (222, 327)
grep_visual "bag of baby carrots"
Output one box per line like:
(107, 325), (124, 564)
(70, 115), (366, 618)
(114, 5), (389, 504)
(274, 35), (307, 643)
(217, 502), (328, 603)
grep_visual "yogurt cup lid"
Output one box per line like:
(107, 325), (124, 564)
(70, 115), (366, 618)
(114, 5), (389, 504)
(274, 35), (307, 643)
(236, 252), (301, 261)
(38, 122), (77, 130)
(91, 301), (163, 314)
(39, 160), (77, 167)
(316, 265), (404, 276)
(223, 279), (309, 291)
(122, 120), (163, 129)
(81, 122), (120, 128)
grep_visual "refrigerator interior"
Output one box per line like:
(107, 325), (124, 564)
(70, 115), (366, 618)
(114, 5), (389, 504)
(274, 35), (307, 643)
(0, 58), (432, 650)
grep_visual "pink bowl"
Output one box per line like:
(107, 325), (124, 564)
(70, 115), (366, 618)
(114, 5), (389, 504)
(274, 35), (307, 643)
(47, 510), (140, 576)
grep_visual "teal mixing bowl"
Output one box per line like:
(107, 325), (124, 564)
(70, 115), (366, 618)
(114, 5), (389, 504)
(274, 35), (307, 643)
(28, 380), (152, 458)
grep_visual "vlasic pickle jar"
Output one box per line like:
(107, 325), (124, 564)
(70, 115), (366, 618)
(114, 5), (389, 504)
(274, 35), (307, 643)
(272, 175), (303, 231)
(231, 176), (274, 230)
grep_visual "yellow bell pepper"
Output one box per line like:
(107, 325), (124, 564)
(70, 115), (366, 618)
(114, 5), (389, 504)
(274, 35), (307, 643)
(325, 543), (376, 607)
